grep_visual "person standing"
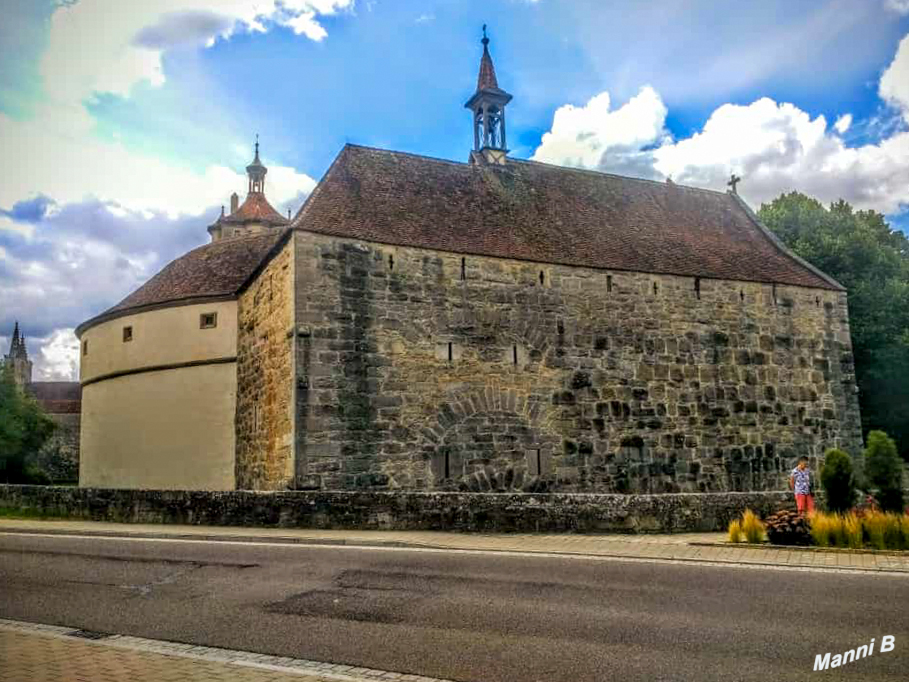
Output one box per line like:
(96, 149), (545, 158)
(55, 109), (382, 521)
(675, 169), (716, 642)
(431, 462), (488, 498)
(789, 456), (815, 514)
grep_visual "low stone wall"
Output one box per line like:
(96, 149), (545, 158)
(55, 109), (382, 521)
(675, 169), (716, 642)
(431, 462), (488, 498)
(0, 485), (801, 533)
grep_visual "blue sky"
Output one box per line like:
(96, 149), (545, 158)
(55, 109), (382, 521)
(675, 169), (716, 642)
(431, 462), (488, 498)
(2, 0), (909, 379)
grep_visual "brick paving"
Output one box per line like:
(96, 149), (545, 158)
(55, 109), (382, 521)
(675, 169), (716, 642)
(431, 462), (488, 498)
(1, 519), (908, 574)
(0, 620), (450, 682)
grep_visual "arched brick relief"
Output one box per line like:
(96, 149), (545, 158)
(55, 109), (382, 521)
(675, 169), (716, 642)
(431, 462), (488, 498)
(417, 387), (560, 492)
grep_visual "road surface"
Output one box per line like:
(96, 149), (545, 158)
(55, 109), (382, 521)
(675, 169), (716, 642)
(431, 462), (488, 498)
(1, 531), (906, 681)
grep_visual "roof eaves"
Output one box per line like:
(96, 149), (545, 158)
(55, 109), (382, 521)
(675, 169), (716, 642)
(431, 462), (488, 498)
(75, 293), (238, 338)
(728, 192), (846, 292)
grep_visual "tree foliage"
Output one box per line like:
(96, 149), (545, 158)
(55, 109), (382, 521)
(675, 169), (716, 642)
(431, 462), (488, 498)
(864, 430), (905, 513)
(819, 448), (855, 513)
(0, 365), (55, 483)
(758, 193), (909, 461)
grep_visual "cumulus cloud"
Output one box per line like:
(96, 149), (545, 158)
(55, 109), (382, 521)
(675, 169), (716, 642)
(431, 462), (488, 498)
(42, 0), (355, 105)
(532, 87), (669, 179)
(532, 34), (909, 216)
(886, 0), (909, 15)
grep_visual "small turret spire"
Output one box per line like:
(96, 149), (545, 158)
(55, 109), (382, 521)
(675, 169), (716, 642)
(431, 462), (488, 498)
(246, 136), (267, 194)
(465, 26), (512, 163)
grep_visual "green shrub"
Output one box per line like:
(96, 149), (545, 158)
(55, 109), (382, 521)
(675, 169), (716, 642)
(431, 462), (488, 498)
(864, 431), (905, 513)
(728, 519), (744, 543)
(741, 509), (765, 543)
(820, 448), (855, 513)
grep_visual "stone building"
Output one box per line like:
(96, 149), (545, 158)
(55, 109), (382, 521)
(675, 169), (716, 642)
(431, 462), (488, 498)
(3, 323), (82, 482)
(76, 34), (862, 493)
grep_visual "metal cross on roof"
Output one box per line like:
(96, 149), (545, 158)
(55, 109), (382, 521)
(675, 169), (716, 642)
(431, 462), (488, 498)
(727, 173), (741, 194)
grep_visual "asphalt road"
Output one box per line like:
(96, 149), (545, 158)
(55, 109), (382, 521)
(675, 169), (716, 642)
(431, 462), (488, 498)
(0, 532), (907, 682)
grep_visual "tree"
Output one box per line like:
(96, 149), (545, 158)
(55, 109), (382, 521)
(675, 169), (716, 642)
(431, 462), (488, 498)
(0, 365), (55, 483)
(819, 448), (855, 513)
(758, 193), (909, 461)
(864, 430), (904, 513)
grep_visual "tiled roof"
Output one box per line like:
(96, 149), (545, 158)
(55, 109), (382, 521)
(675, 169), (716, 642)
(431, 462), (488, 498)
(28, 382), (81, 414)
(220, 192), (289, 226)
(77, 229), (291, 334)
(293, 144), (842, 290)
(477, 44), (499, 91)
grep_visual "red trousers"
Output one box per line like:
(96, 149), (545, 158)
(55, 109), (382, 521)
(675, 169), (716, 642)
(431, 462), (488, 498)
(795, 493), (815, 514)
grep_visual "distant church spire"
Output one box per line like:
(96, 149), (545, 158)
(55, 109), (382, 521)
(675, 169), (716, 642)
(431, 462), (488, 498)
(246, 134), (267, 194)
(4, 321), (32, 387)
(465, 25), (512, 165)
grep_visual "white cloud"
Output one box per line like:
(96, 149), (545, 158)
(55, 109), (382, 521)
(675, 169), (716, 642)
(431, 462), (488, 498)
(43, 0), (354, 106)
(532, 33), (909, 215)
(532, 87), (668, 176)
(834, 113), (852, 134)
(879, 34), (909, 120)
(885, 0), (909, 15)
(33, 328), (81, 382)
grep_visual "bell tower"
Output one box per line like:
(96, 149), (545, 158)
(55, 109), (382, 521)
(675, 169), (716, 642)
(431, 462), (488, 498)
(247, 134), (267, 194)
(465, 26), (512, 165)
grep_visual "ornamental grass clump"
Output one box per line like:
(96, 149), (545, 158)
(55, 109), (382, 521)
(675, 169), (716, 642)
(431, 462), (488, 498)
(901, 516), (909, 551)
(741, 508), (765, 544)
(864, 511), (888, 550)
(728, 519), (744, 543)
(809, 512), (835, 547)
(883, 513), (903, 550)
(843, 513), (864, 549)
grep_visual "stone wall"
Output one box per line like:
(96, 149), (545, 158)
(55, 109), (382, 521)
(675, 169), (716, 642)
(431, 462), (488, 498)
(235, 238), (295, 489)
(289, 231), (862, 493)
(0, 484), (800, 533)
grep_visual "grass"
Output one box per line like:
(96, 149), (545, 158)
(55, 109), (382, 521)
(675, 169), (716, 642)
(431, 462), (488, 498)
(0, 506), (70, 520)
(728, 519), (744, 543)
(809, 512), (834, 547)
(741, 508), (765, 543)
(843, 513), (864, 549)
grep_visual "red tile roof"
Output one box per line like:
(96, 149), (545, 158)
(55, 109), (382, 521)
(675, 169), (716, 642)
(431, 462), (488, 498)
(76, 229), (291, 335)
(28, 382), (81, 414)
(293, 145), (842, 290)
(220, 192), (289, 226)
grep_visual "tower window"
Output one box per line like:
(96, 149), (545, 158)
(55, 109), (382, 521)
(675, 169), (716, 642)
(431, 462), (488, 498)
(740, 290), (745, 302)
(448, 342), (453, 363)
(200, 312), (218, 329)
(539, 271), (545, 286)
(772, 284), (778, 306)
(607, 275), (613, 292)
(82, 340), (88, 356)
(460, 257), (466, 281)
(513, 344), (518, 365)
(694, 278), (701, 299)
(122, 326), (133, 342)
(653, 281), (659, 296)
(388, 254), (394, 271)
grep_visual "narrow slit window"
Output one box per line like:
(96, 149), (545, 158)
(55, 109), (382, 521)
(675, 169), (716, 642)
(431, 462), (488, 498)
(460, 257), (466, 281)
(740, 290), (745, 302)
(82, 340), (88, 356)
(694, 278), (701, 299)
(539, 271), (545, 286)
(512, 344), (518, 365)
(447, 342), (453, 363)
(816, 296), (820, 307)
(122, 326), (133, 342)
(653, 281), (659, 295)
(607, 275), (613, 292)
(200, 312), (218, 329)
(444, 450), (450, 479)
(536, 449), (542, 476)
(388, 254), (394, 271)
(772, 284), (778, 306)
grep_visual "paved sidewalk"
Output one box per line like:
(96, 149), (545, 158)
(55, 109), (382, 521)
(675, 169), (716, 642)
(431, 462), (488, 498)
(0, 619), (450, 682)
(2, 518), (909, 573)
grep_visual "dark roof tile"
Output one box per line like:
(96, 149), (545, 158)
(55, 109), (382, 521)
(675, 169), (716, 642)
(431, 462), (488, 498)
(293, 145), (841, 290)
